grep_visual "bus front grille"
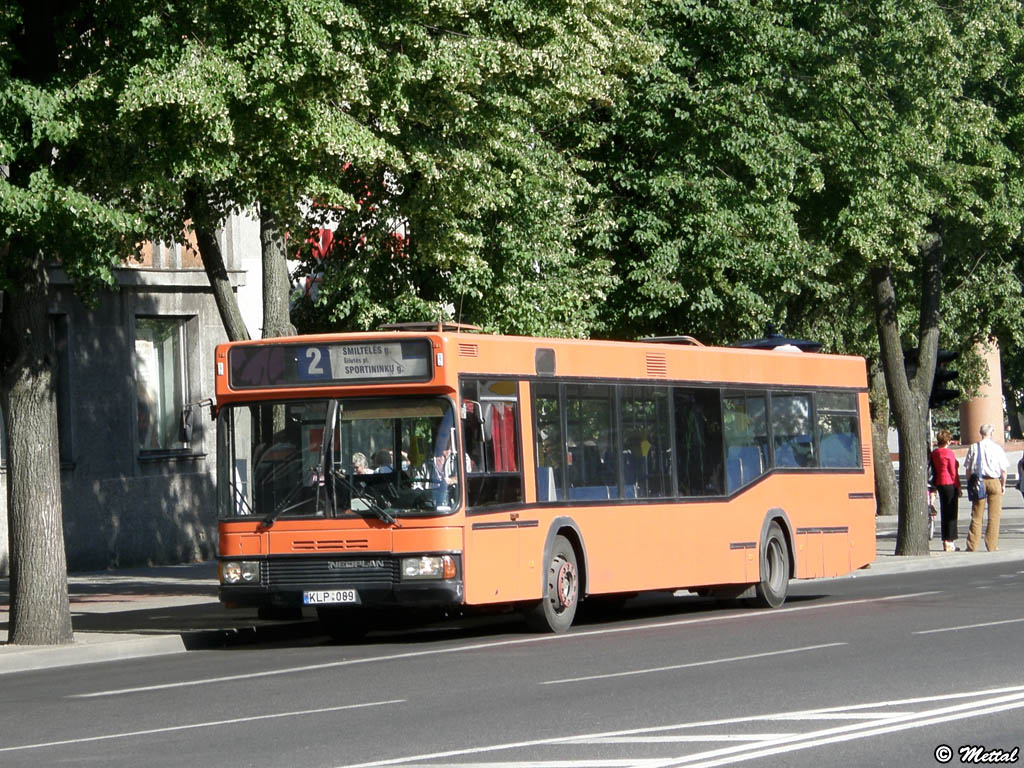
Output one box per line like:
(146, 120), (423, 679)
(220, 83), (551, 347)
(263, 556), (399, 587)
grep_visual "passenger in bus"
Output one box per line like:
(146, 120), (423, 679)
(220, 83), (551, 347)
(622, 432), (647, 497)
(430, 439), (459, 507)
(351, 452), (372, 474)
(372, 449), (393, 473)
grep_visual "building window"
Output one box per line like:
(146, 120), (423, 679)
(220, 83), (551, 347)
(135, 317), (188, 452)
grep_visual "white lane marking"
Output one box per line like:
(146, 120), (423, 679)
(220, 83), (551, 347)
(0, 699), (404, 754)
(765, 711), (913, 720)
(541, 643), (846, 685)
(914, 616), (1024, 634)
(585, 735), (796, 744)
(72, 591), (938, 699)
(392, 763), (664, 767)
(334, 684), (1024, 768)
(642, 690), (1024, 767)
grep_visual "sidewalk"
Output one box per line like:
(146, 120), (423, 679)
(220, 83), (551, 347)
(0, 562), (316, 674)
(2, 497), (1023, 675)
(871, 494), (1024, 573)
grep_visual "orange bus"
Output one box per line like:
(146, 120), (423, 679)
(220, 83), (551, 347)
(214, 325), (875, 637)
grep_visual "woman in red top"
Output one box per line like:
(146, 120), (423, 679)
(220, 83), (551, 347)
(930, 429), (961, 551)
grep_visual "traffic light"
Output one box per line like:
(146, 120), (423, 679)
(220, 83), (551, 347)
(929, 349), (960, 409)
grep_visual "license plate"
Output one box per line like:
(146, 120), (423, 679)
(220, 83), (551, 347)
(303, 589), (360, 605)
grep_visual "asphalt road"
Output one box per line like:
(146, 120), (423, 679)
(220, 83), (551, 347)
(2, 561), (1022, 768)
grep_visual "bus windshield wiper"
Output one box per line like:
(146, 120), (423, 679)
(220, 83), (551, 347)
(261, 475), (308, 529)
(330, 470), (401, 527)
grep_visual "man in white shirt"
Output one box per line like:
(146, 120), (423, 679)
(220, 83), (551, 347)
(964, 424), (1009, 551)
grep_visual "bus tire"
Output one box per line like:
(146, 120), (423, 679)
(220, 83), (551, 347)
(317, 607), (371, 643)
(527, 535), (579, 633)
(751, 522), (790, 609)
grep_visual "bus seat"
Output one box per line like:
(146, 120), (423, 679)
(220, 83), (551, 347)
(727, 445), (763, 491)
(537, 466), (560, 501)
(726, 457), (741, 492)
(775, 442), (799, 467)
(569, 485), (610, 501)
(821, 433), (856, 467)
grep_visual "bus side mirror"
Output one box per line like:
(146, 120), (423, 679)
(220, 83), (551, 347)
(181, 407), (194, 443)
(180, 398), (214, 443)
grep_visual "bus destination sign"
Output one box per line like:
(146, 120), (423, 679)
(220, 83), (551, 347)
(229, 339), (432, 389)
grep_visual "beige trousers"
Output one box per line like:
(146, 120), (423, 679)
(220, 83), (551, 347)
(966, 479), (1002, 551)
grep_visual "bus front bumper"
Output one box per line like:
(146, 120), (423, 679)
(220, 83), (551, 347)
(219, 580), (464, 610)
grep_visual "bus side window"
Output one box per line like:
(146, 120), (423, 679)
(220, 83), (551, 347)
(565, 384), (619, 499)
(461, 379), (523, 507)
(621, 385), (673, 499)
(817, 391), (861, 468)
(532, 382), (564, 501)
(771, 393), (816, 468)
(675, 387), (724, 496)
(723, 392), (768, 492)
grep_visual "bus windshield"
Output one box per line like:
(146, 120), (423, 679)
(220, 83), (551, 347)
(217, 396), (461, 521)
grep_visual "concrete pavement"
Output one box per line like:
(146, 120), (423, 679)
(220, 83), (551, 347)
(2, 495), (1023, 675)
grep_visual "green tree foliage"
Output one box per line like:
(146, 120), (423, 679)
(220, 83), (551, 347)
(586, 1), (825, 343)
(583, 0), (1024, 550)
(290, 0), (650, 337)
(0, 0), (150, 644)
(786, 1), (1024, 554)
(0, 0), (647, 640)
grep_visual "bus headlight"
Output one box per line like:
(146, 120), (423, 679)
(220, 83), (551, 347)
(221, 560), (260, 585)
(402, 555), (456, 580)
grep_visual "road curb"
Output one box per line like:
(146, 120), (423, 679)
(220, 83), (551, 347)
(0, 632), (187, 675)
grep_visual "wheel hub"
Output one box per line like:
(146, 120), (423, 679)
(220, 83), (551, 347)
(555, 559), (577, 610)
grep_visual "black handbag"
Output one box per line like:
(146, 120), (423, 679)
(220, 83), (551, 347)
(967, 472), (984, 502)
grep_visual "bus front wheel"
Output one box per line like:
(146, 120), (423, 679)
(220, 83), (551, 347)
(751, 522), (790, 609)
(527, 535), (579, 633)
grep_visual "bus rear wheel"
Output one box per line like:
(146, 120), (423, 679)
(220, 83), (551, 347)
(751, 522), (790, 608)
(527, 535), (579, 633)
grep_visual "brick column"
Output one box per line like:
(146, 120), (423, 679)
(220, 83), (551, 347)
(960, 340), (1004, 445)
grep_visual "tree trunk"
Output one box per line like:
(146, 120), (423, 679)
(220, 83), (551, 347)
(0, 250), (73, 645)
(869, 359), (898, 517)
(259, 203), (296, 438)
(260, 203), (296, 340)
(871, 236), (943, 556)
(185, 188), (250, 343)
